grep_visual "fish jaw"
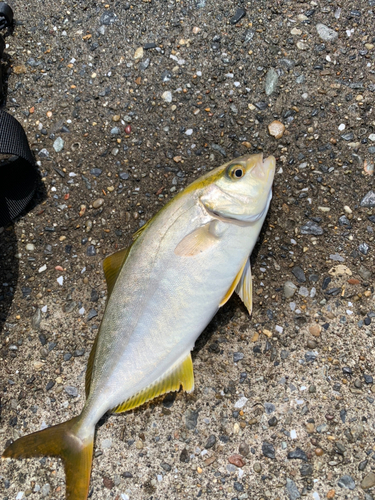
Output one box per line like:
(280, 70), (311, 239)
(199, 154), (275, 223)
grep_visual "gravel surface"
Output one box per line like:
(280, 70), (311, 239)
(1, 1), (375, 500)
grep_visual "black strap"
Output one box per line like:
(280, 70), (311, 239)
(0, 109), (38, 227)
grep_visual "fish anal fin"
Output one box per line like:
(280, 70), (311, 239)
(219, 258), (248, 308)
(112, 353), (194, 414)
(103, 246), (131, 297)
(174, 224), (218, 257)
(85, 334), (99, 398)
(235, 258), (253, 315)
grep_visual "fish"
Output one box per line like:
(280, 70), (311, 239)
(2, 152), (275, 500)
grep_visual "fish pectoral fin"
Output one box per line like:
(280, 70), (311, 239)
(174, 224), (218, 257)
(235, 258), (253, 315)
(219, 257), (248, 308)
(112, 353), (194, 414)
(103, 246), (131, 297)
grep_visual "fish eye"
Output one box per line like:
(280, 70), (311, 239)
(227, 164), (245, 180)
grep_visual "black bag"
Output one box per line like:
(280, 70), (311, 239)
(0, 2), (39, 227)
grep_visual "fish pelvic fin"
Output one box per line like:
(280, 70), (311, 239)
(112, 353), (194, 414)
(219, 257), (248, 308)
(235, 257), (253, 315)
(2, 416), (94, 500)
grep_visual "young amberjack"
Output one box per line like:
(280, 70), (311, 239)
(2, 153), (275, 500)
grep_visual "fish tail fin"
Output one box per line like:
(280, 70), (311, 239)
(2, 416), (94, 500)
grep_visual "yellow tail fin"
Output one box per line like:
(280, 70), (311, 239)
(2, 416), (94, 500)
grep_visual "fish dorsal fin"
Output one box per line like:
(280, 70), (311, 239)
(219, 258), (248, 307)
(174, 223), (218, 257)
(235, 258), (253, 315)
(85, 333), (99, 398)
(112, 353), (194, 414)
(103, 246), (131, 298)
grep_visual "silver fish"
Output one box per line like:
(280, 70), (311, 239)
(2, 153), (275, 500)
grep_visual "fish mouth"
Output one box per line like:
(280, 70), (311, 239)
(248, 153), (276, 181)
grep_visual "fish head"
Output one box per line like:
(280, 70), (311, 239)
(199, 153), (276, 223)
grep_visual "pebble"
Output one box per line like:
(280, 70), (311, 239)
(184, 409), (198, 430)
(359, 243), (369, 255)
(162, 91), (172, 103)
(87, 245), (96, 256)
(239, 442), (249, 456)
(64, 386), (78, 397)
(309, 324), (321, 337)
(362, 472), (375, 490)
(134, 47), (143, 60)
(286, 478), (301, 500)
(26, 243), (35, 251)
(234, 397), (248, 409)
(265, 68), (279, 96)
(56, 276), (64, 286)
(307, 340), (317, 349)
(53, 137), (64, 152)
(92, 198), (104, 209)
(253, 462), (262, 473)
(262, 441), (275, 459)
(228, 454), (245, 467)
(284, 281), (297, 298)
(300, 220), (323, 236)
(32, 308), (41, 330)
(268, 120), (285, 139)
(299, 286), (309, 297)
(233, 352), (244, 362)
(338, 475), (356, 490)
(316, 23), (338, 42)
(230, 7), (246, 24)
(297, 41), (308, 50)
(205, 435), (216, 449)
(179, 448), (189, 463)
(292, 266), (306, 283)
(288, 448), (307, 461)
(360, 191), (375, 207)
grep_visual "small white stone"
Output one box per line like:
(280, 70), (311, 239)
(338, 123), (346, 131)
(162, 91), (172, 103)
(234, 396), (248, 409)
(16, 493), (24, 500)
(290, 429), (297, 439)
(38, 264), (47, 273)
(41, 305), (47, 313)
(53, 137), (64, 153)
(57, 276), (64, 286)
(26, 243), (35, 251)
(344, 205), (352, 214)
(185, 128), (193, 136)
(275, 325), (283, 334)
(313, 492), (320, 500)
(79, 307), (85, 315)
(369, 133), (375, 142)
